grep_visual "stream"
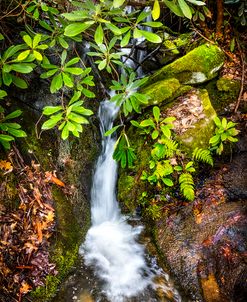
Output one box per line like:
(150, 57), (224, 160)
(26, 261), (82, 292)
(53, 99), (184, 302)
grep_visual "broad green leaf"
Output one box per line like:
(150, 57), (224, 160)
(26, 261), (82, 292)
(105, 23), (122, 35)
(62, 73), (74, 87)
(94, 24), (104, 45)
(0, 90), (7, 99)
(213, 116), (222, 128)
(64, 22), (94, 37)
(23, 35), (32, 47)
(140, 30), (162, 43)
(133, 28), (142, 39)
(3, 72), (12, 86)
(33, 50), (42, 61)
(72, 107), (93, 116)
(104, 125), (122, 136)
(161, 125), (171, 138)
(11, 63), (33, 73)
(43, 106), (63, 115)
(33, 34), (41, 48)
(17, 50), (31, 61)
(178, 0), (192, 19)
(152, 0), (160, 21)
(64, 67), (83, 75)
(5, 110), (22, 120)
(163, 178), (174, 187)
(0, 33), (4, 40)
(130, 120), (141, 128)
(142, 21), (163, 27)
(3, 44), (26, 60)
(68, 113), (89, 124)
(0, 134), (14, 141)
(12, 76), (28, 89)
(98, 59), (107, 70)
(153, 106), (160, 123)
(209, 135), (220, 145)
(58, 37), (69, 49)
(152, 130), (159, 140)
(163, 0), (184, 17)
(50, 73), (63, 93)
(61, 124), (69, 140)
(62, 11), (88, 21)
(121, 30), (131, 47)
(140, 119), (155, 128)
(41, 114), (62, 130)
(113, 0), (125, 8)
(7, 128), (27, 137)
(65, 57), (80, 67)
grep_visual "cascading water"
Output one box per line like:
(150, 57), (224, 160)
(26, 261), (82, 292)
(79, 7), (183, 300)
(81, 100), (154, 301)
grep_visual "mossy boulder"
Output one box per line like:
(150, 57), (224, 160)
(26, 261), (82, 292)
(205, 77), (240, 113)
(147, 44), (224, 86)
(140, 78), (192, 106)
(171, 89), (217, 152)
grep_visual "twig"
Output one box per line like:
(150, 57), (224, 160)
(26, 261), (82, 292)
(234, 38), (245, 113)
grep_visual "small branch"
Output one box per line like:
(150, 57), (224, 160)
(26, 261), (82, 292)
(234, 39), (245, 113)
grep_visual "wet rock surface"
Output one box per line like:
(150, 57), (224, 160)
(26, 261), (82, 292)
(223, 152), (247, 199)
(155, 160), (247, 302)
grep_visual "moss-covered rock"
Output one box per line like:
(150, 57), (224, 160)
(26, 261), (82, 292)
(141, 78), (192, 106)
(205, 77), (240, 113)
(147, 44), (224, 86)
(174, 89), (217, 152)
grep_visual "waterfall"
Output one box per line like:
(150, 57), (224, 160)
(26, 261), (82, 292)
(81, 100), (153, 301)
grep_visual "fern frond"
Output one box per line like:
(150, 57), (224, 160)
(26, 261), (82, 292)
(192, 147), (213, 166)
(158, 137), (178, 158)
(179, 173), (195, 201)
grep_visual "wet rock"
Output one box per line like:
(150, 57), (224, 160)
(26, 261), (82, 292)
(154, 173), (247, 302)
(223, 152), (247, 199)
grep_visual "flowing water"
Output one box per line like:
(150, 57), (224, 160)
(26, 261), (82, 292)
(78, 100), (183, 302)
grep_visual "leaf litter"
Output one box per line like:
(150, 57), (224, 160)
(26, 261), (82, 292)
(0, 149), (64, 302)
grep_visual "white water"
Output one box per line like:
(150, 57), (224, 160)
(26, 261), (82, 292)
(81, 100), (153, 301)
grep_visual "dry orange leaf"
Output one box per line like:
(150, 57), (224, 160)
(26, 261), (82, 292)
(0, 160), (13, 172)
(45, 171), (65, 187)
(35, 220), (43, 243)
(20, 281), (31, 294)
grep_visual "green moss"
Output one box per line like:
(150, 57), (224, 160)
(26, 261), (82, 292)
(141, 77), (192, 108)
(205, 78), (240, 113)
(30, 186), (86, 301)
(147, 44), (225, 86)
(178, 89), (216, 153)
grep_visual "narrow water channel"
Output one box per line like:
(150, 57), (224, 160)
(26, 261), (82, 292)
(79, 100), (182, 301)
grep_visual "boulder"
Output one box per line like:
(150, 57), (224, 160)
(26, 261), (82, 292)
(147, 44), (224, 86)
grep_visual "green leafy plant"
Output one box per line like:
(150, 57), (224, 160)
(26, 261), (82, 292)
(0, 108), (27, 149)
(87, 38), (124, 73)
(25, 0), (59, 20)
(110, 72), (149, 116)
(41, 92), (93, 140)
(192, 147), (214, 166)
(40, 50), (85, 93)
(209, 116), (239, 155)
(0, 44), (36, 89)
(17, 34), (48, 61)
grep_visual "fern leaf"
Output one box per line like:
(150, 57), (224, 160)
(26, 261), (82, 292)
(192, 147), (213, 166)
(179, 173), (195, 201)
